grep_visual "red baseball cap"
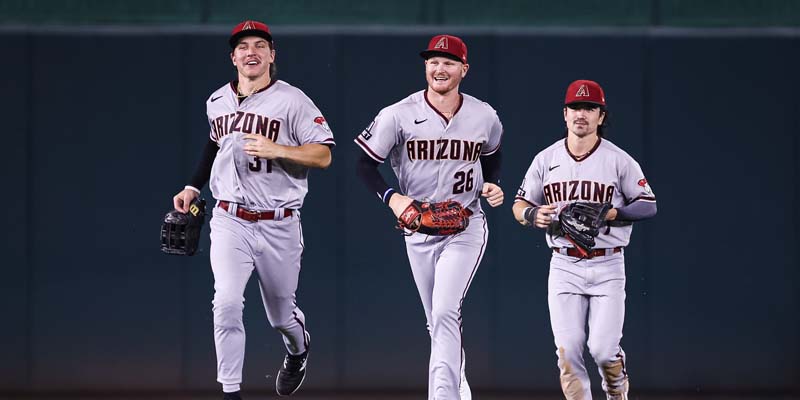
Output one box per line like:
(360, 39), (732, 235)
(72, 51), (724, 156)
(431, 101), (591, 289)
(420, 34), (468, 64)
(564, 79), (606, 106)
(229, 20), (272, 48)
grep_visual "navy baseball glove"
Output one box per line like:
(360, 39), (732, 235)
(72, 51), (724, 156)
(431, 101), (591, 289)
(558, 202), (612, 257)
(160, 198), (206, 256)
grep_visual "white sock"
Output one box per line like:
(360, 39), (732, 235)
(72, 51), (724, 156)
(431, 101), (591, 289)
(222, 383), (241, 393)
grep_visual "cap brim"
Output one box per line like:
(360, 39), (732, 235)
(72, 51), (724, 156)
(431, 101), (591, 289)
(565, 100), (605, 107)
(229, 30), (273, 48)
(420, 50), (463, 63)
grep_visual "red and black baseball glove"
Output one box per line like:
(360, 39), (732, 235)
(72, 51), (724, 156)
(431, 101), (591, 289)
(397, 200), (470, 236)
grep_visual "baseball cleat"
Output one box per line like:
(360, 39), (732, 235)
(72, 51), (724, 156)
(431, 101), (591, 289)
(276, 350), (308, 396)
(222, 391), (242, 400)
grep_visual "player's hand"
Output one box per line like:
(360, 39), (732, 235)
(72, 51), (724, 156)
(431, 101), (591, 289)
(243, 133), (285, 159)
(173, 188), (199, 213)
(605, 208), (618, 221)
(534, 204), (558, 228)
(481, 183), (504, 207)
(388, 193), (414, 218)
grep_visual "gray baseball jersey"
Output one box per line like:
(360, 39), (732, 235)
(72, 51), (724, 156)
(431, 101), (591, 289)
(355, 89), (502, 400)
(515, 138), (655, 248)
(355, 90), (502, 212)
(205, 79), (333, 392)
(207, 80), (335, 210)
(516, 136), (655, 400)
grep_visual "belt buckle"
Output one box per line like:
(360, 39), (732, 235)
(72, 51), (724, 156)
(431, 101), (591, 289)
(240, 207), (260, 219)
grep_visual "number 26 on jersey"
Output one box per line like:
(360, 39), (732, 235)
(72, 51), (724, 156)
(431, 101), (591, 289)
(453, 168), (474, 194)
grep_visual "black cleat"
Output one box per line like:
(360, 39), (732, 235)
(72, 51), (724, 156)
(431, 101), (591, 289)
(222, 391), (242, 400)
(276, 350), (308, 396)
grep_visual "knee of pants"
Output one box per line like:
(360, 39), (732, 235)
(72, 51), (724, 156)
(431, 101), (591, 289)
(270, 318), (294, 333)
(555, 332), (586, 358)
(262, 295), (297, 331)
(212, 299), (244, 329)
(589, 346), (622, 366)
(430, 304), (459, 328)
(556, 343), (584, 365)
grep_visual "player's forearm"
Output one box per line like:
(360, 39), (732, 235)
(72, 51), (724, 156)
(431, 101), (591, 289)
(188, 138), (219, 190)
(480, 150), (502, 185)
(355, 153), (393, 203)
(277, 143), (332, 169)
(512, 201), (530, 226)
(613, 200), (657, 221)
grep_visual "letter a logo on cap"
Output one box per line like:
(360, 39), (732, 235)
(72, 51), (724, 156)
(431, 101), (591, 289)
(575, 84), (590, 97)
(243, 20), (254, 30)
(434, 36), (449, 50)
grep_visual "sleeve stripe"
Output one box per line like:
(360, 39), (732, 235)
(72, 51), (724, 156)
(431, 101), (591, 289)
(514, 196), (539, 207)
(482, 143), (501, 156)
(627, 195), (657, 205)
(308, 137), (336, 146)
(354, 136), (386, 163)
(481, 125), (504, 155)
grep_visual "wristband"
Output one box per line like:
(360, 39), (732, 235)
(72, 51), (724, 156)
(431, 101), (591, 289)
(185, 185), (201, 194)
(382, 188), (396, 204)
(523, 206), (539, 226)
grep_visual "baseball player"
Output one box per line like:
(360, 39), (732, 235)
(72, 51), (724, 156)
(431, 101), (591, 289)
(171, 20), (335, 400)
(512, 80), (657, 400)
(355, 34), (504, 400)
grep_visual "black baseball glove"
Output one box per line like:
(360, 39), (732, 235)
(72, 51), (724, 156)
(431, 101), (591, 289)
(160, 198), (206, 256)
(558, 202), (612, 257)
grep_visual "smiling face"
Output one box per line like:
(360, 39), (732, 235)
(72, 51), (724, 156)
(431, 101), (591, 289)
(425, 56), (469, 95)
(230, 35), (275, 80)
(564, 103), (606, 138)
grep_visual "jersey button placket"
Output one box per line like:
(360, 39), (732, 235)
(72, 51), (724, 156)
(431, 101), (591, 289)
(434, 119), (448, 200)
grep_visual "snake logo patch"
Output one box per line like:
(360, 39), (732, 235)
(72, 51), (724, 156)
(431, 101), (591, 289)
(314, 116), (331, 132)
(638, 178), (653, 195)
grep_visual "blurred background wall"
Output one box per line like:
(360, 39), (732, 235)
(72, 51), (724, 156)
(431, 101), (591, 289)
(0, 0), (798, 397)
